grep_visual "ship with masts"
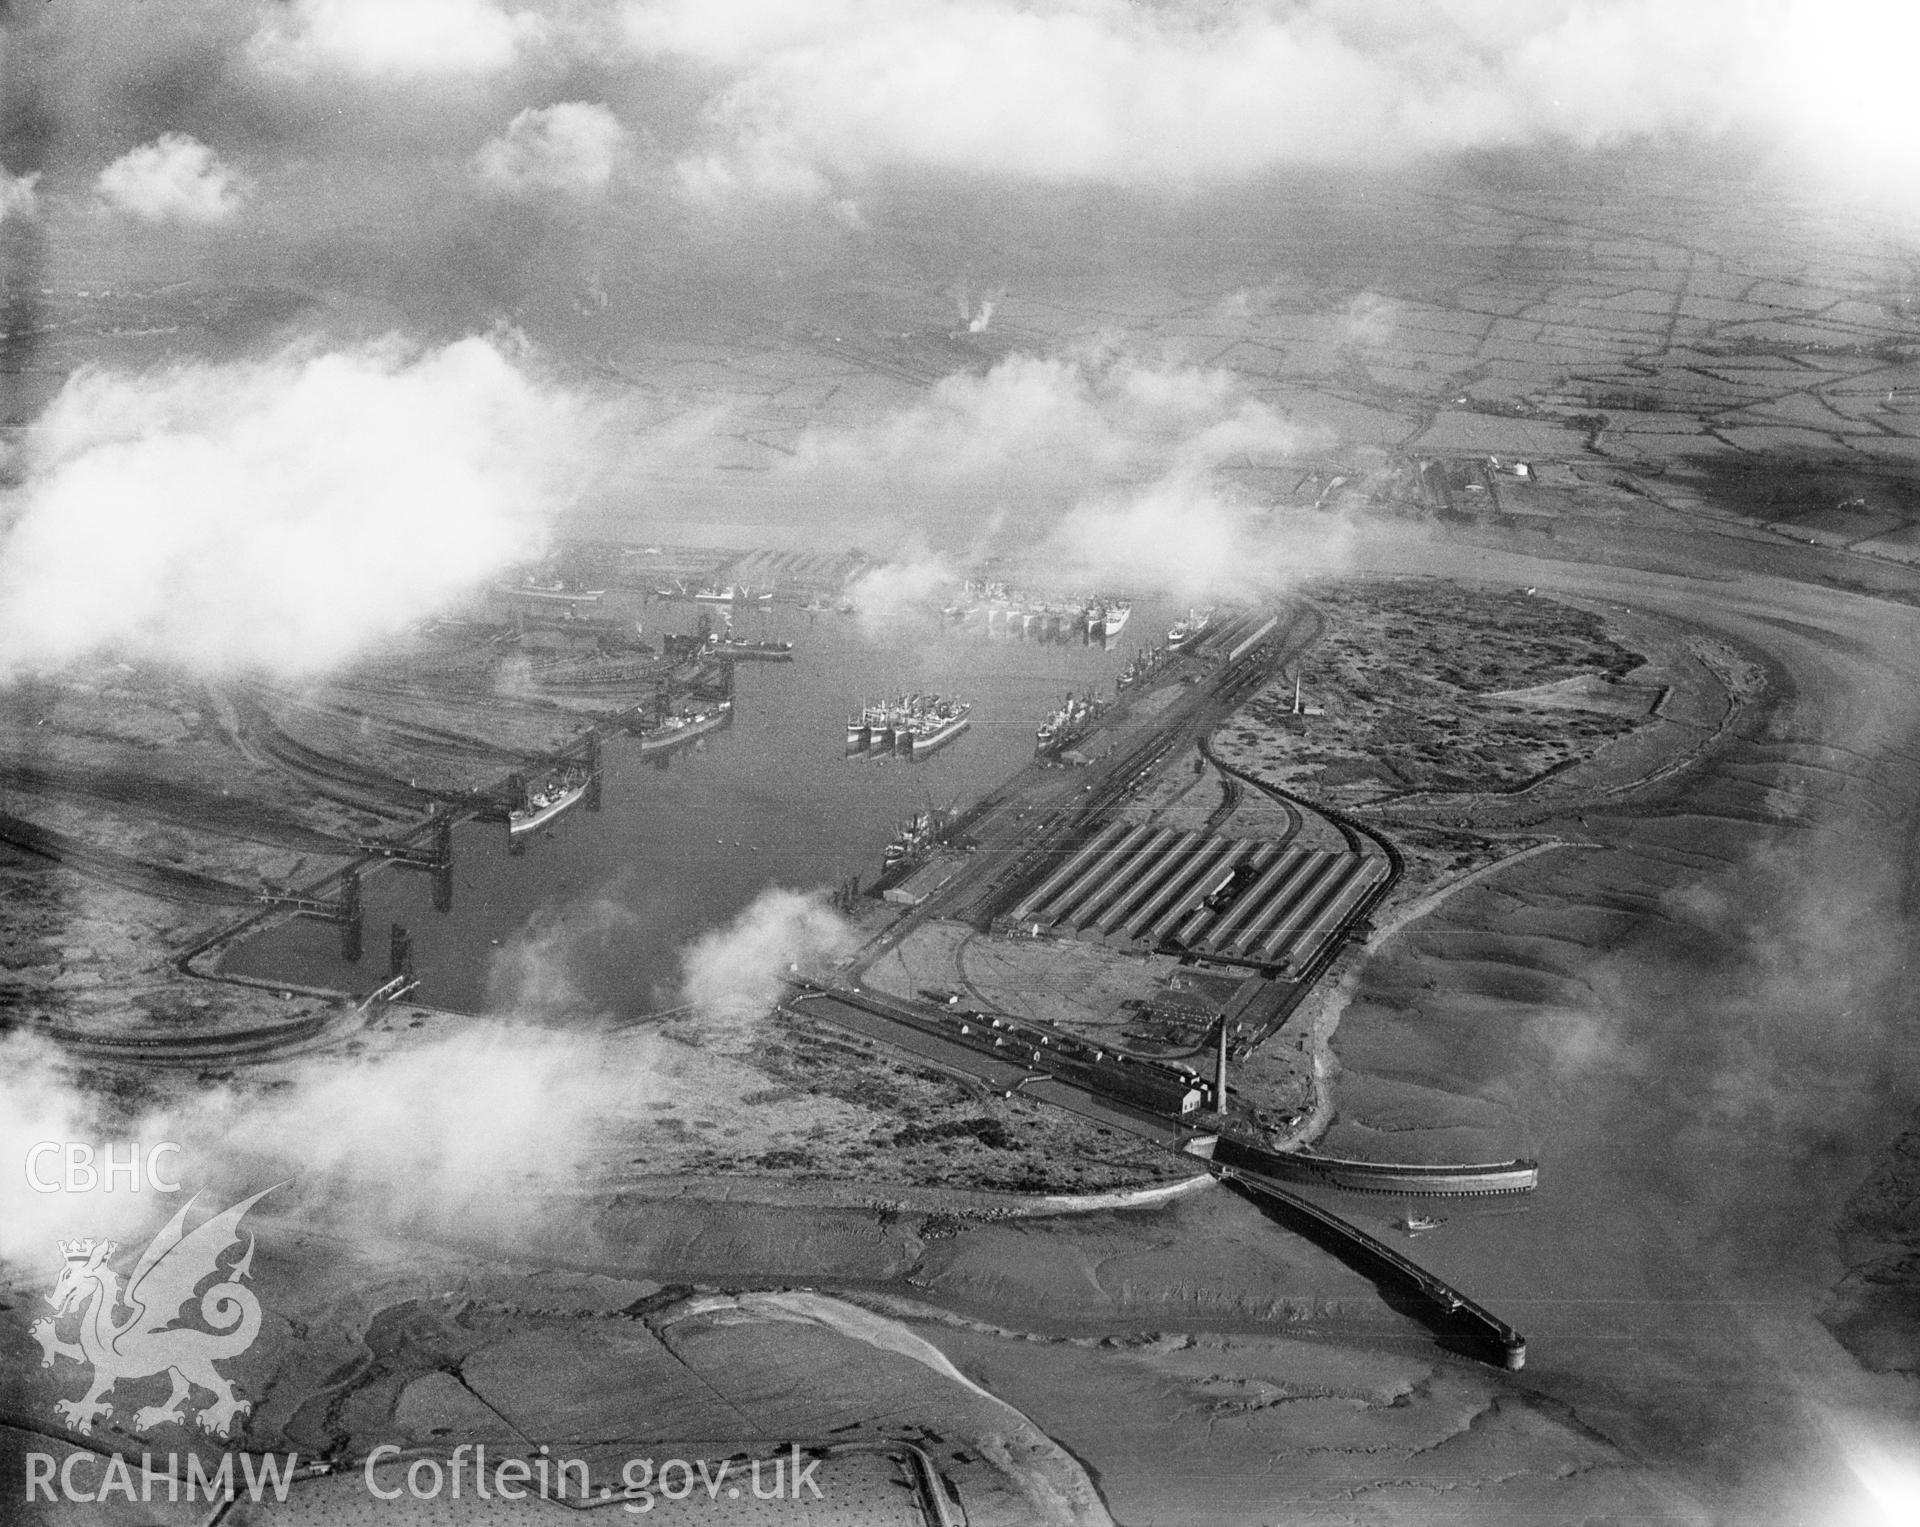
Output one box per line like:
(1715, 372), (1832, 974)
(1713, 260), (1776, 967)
(1034, 690), (1108, 759)
(846, 695), (972, 760)
(881, 805), (956, 869)
(713, 612), (794, 661)
(944, 581), (1131, 643)
(1115, 639), (1172, 691)
(510, 764), (592, 834)
(496, 572), (606, 606)
(635, 698), (734, 754)
(693, 583), (774, 606)
(1168, 607), (1215, 647)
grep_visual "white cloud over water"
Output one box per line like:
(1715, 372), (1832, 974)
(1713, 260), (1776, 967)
(0, 335), (609, 678)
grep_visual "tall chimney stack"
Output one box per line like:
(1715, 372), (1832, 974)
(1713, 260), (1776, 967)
(1216, 1016), (1229, 1112)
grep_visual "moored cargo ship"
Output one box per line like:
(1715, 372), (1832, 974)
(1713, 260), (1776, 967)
(1115, 640), (1169, 690)
(693, 584), (773, 605)
(716, 634), (794, 661)
(636, 699), (733, 753)
(881, 805), (955, 868)
(1168, 607), (1215, 646)
(950, 581), (1130, 645)
(496, 575), (605, 605)
(510, 767), (591, 834)
(847, 695), (971, 760)
(1035, 691), (1105, 758)
(901, 698), (972, 758)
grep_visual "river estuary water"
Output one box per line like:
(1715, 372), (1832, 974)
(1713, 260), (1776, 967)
(219, 594), (1178, 1013)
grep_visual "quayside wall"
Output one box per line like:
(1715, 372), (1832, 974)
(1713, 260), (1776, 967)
(1215, 1163), (1528, 1371)
(1213, 1136), (1539, 1197)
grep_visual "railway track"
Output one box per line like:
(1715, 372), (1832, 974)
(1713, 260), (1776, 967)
(787, 980), (1530, 1369)
(0, 808), (261, 906)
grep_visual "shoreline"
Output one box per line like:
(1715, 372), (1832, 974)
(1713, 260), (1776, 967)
(596, 1169), (1218, 1219)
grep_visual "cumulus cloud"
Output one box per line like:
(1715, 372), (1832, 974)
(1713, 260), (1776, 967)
(249, 0), (547, 79)
(477, 102), (630, 196)
(680, 888), (857, 1031)
(95, 134), (246, 224)
(770, 345), (1335, 595)
(1049, 478), (1352, 601)
(210, 1023), (637, 1236)
(616, 0), (1920, 200)
(790, 348), (1306, 496)
(0, 1033), (164, 1265)
(0, 334), (610, 678)
(0, 165), (40, 223)
(0, 1020), (666, 1257)
(617, 0), (1712, 191)
(0, 887), (841, 1260)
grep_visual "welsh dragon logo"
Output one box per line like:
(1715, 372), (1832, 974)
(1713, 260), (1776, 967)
(31, 1186), (280, 1438)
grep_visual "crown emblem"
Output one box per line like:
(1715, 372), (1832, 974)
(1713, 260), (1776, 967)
(59, 1239), (107, 1263)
